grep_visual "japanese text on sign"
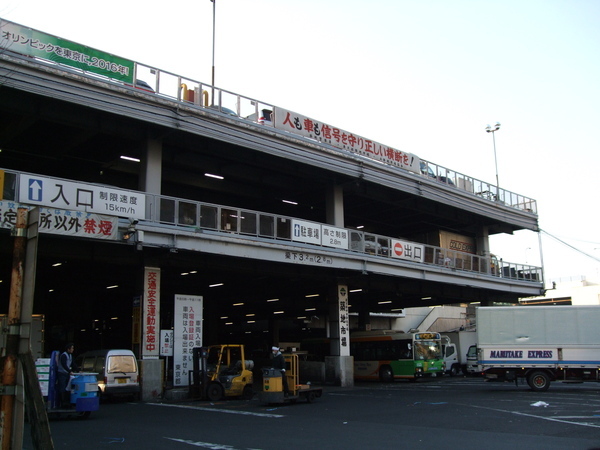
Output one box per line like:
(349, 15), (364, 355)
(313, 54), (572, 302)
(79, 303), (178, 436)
(1, 19), (134, 83)
(173, 294), (203, 387)
(19, 174), (145, 220)
(142, 267), (161, 359)
(391, 239), (424, 263)
(0, 201), (118, 240)
(274, 107), (420, 174)
(291, 219), (349, 250)
(337, 285), (350, 356)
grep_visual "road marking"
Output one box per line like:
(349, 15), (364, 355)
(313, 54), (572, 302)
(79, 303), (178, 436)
(165, 437), (240, 449)
(149, 402), (284, 418)
(465, 403), (600, 428)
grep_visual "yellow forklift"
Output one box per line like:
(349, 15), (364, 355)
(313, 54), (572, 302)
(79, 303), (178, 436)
(259, 353), (323, 404)
(192, 344), (255, 401)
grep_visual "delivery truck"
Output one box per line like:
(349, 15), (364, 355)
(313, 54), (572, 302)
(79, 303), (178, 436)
(441, 331), (477, 376)
(477, 305), (600, 391)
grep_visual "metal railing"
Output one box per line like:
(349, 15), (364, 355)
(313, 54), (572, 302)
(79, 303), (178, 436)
(0, 169), (542, 283)
(3, 47), (537, 215)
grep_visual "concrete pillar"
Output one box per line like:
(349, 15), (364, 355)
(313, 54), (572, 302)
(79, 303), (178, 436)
(326, 283), (354, 387)
(326, 184), (344, 226)
(140, 137), (163, 195)
(139, 358), (164, 401)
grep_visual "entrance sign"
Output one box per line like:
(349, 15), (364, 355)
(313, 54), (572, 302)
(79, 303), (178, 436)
(173, 295), (203, 386)
(18, 174), (145, 220)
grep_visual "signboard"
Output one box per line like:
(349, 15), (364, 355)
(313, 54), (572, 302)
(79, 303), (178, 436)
(274, 107), (420, 174)
(391, 239), (424, 263)
(18, 174), (145, 220)
(0, 201), (118, 239)
(291, 219), (349, 250)
(142, 267), (160, 359)
(35, 358), (51, 396)
(160, 330), (174, 357)
(337, 285), (350, 356)
(173, 294), (203, 387)
(0, 19), (134, 83)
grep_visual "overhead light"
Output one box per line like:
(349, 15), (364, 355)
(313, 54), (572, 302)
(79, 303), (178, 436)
(305, 308), (316, 311)
(52, 262), (62, 267)
(266, 298), (279, 302)
(356, 225), (364, 229)
(350, 289), (362, 293)
(421, 297), (432, 300)
(282, 199), (298, 205)
(378, 301), (392, 304)
(181, 272), (189, 276)
(106, 285), (119, 289)
(247, 320), (255, 324)
(110, 317), (119, 320)
(189, 271), (198, 274)
(273, 311), (284, 314)
(225, 322), (233, 325)
(209, 283), (224, 288)
(305, 294), (319, 298)
(246, 313), (255, 317)
(205, 173), (224, 180)
(297, 316), (307, 319)
(233, 303), (244, 306)
(220, 316), (228, 319)
(120, 155), (141, 162)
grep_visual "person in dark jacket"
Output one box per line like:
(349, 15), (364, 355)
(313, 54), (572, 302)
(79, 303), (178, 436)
(57, 343), (79, 407)
(271, 346), (290, 396)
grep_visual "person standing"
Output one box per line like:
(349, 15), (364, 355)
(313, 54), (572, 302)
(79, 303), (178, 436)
(57, 343), (79, 407)
(271, 346), (290, 397)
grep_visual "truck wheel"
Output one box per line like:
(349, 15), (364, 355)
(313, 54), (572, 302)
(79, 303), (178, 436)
(379, 366), (394, 383)
(306, 391), (316, 403)
(527, 371), (550, 392)
(450, 365), (460, 377)
(207, 383), (224, 401)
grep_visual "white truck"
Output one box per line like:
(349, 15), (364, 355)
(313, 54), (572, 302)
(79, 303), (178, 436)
(441, 331), (477, 376)
(477, 305), (600, 391)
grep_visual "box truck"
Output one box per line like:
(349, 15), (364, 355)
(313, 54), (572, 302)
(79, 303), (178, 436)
(441, 331), (477, 375)
(477, 306), (600, 391)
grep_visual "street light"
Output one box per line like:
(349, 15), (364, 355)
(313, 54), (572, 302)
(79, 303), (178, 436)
(485, 122), (501, 200)
(210, 0), (216, 89)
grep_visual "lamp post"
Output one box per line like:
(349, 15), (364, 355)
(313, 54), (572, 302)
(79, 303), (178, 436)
(485, 122), (501, 200)
(211, 0), (216, 88)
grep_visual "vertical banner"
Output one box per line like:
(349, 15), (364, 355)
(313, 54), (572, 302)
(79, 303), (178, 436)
(173, 295), (203, 386)
(337, 285), (350, 356)
(142, 267), (160, 359)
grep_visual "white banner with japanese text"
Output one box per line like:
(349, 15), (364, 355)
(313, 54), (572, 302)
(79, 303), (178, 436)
(0, 201), (117, 239)
(337, 285), (350, 356)
(173, 294), (203, 387)
(291, 219), (349, 250)
(142, 267), (160, 359)
(18, 174), (145, 219)
(274, 107), (420, 174)
(391, 239), (425, 263)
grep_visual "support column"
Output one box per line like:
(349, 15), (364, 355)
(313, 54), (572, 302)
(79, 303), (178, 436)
(325, 184), (344, 226)
(326, 283), (354, 387)
(140, 137), (163, 195)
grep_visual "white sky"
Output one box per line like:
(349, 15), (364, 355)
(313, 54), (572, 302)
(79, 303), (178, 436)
(2, 0), (599, 286)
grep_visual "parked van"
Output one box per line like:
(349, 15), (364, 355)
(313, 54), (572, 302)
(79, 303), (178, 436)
(76, 349), (140, 400)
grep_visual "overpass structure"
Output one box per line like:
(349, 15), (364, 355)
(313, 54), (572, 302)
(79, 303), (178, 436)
(0, 19), (542, 388)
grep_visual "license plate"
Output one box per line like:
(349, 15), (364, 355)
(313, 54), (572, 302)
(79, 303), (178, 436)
(117, 378), (129, 384)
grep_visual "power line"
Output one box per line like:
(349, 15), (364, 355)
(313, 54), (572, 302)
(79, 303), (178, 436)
(540, 228), (600, 263)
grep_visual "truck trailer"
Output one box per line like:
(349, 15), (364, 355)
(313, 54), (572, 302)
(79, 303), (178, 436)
(477, 305), (600, 391)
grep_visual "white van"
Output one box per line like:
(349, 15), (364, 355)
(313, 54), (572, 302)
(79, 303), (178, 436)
(77, 349), (140, 400)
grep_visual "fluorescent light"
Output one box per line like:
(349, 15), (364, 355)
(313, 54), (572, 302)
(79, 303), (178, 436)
(106, 285), (119, 289)
(305, 294), (319, 298)
(225, 322), (233, 325)
(209, 283), (224, 288)
(120, 155), (140, 162)
(220, 316), (228, 319)
(421, 297), (432, 300)
(273, 311), (284, 314)
(205, 173), (224, 180)
(356, 225), (364, 229)
(305, 308), (316, 311)
(350, 289), (363, 293)
(378, 301), (392, 304)
(52, 262), (62, 267)
(246, 313), (255, 317)
(247, 320), (255, 324)
(233, 303), (244, 306)
(282, 199), (298, 205)
(266, 298), (279, 302)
